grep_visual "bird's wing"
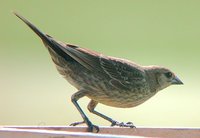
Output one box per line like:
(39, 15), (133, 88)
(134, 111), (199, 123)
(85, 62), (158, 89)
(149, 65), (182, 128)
(56, 43), (101, 71)
(60, 45), (146, 90)
(100, 57), (146, 90)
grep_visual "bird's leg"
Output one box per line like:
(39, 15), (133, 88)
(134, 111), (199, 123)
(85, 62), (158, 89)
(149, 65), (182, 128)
(87, 100), (135, 128)
(70, 90), (99, 132)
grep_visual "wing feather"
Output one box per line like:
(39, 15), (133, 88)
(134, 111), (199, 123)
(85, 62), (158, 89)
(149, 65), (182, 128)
(59, 44), (146, 90)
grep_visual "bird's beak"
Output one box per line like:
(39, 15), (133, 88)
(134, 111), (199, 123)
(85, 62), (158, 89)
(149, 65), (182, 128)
(171, 76), (183, 85)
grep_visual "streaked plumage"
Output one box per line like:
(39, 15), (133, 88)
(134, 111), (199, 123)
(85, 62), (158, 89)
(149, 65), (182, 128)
(14, 12), (183, 132)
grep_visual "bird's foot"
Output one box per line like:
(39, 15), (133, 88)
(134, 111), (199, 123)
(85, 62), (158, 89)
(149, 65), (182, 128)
(87, 122), (99, 133)
(85, 120), (99, 133)
(111, 120), (136, 128)
(70, 121), (99, 133)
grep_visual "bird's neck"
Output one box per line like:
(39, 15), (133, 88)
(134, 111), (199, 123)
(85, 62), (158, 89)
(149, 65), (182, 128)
(144, 66), (162, 93)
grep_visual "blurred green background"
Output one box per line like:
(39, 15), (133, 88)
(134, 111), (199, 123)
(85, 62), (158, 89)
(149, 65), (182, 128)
(0, 0), (200, 127)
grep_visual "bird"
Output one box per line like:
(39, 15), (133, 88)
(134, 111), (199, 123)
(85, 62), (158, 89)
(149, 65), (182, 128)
(14, 12), (183, 132)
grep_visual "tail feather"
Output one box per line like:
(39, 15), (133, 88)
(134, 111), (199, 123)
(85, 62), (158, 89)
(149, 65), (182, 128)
(13, 12), (75, 62)
(13, 11), (51, 44)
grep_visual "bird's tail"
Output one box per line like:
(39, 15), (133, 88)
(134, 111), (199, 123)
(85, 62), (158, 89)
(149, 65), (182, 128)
(13, 11), (52, 45)
(13, 11), (76, 62)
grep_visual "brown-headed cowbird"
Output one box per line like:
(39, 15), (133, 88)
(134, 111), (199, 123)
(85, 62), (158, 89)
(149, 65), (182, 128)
(14, 12), (183, 132)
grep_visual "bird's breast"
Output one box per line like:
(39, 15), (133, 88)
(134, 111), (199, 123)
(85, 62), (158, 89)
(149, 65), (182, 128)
(85, 85), (156, 108)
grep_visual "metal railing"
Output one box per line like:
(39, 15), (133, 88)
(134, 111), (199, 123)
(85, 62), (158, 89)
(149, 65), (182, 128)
(0, 126), (200, 138)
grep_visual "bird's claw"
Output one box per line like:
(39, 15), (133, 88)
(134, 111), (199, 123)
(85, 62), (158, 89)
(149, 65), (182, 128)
(88, 123), (99, 133)
(70, 121), (85, 126)
(70, 121), (99, 133)
(111, 121), (136, 128)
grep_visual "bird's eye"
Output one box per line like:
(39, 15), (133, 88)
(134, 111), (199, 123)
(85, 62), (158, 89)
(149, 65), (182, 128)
(165, 72), (173, 78)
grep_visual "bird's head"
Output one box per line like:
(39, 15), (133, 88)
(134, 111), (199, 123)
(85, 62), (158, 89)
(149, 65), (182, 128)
(145, 66), (183, 91)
